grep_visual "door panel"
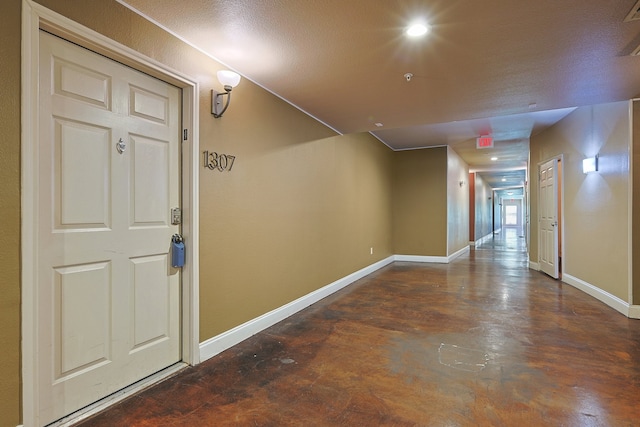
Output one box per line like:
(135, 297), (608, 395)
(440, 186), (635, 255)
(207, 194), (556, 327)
(131, 255), (172, 350)
(54, 262), (111, 379)
(38, 31), (181, 425)
(539, 159), (559, 278)
(54, 58), (111, 108)
(55, 120), (111, 228)
(130, 85), (170, 123)
(131, 135), (170, 225)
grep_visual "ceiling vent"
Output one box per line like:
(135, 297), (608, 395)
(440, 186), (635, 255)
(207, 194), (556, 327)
(624, 0), (640, 22)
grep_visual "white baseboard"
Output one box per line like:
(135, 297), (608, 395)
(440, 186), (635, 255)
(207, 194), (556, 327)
(448, 245), (470, 262)
(562, 273), (632, 317)
(199, 255), (395, 362)
(471, 232), (493, 247)
(528, 260), (540, 270)
(394, 254), (448, 263)
(628, 305), (640, 319)
(395, 246), (469, 264)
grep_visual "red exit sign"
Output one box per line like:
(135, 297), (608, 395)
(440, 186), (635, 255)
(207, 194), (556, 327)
(476, 136), (493, 149)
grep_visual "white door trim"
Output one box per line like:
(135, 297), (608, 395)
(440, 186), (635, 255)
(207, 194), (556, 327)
(628, 100), (634, 308)
(21, 1), (200, 425)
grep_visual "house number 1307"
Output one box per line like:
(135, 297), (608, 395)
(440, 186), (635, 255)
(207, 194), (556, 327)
(203, 151), (236, 172)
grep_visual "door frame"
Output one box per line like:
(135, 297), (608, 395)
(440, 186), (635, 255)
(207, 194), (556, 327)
(21, 1), (200, 424)
(537, 155), (564, 278)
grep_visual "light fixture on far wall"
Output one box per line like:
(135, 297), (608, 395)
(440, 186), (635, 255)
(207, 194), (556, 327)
(212, 70), (241, 118)
(582, 154), (598, 174)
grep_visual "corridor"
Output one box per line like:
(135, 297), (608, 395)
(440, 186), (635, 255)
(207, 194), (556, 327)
(77, 234), (640, 426)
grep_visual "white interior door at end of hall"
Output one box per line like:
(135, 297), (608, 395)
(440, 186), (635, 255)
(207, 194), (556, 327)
(37, 31), (182, 425)
(539, 159), (559, 279)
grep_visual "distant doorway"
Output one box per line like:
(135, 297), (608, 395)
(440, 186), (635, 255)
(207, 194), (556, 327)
(502, 199), (523, 234)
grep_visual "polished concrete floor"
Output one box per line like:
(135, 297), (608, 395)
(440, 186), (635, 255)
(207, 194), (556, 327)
(76, 229), (640, 426)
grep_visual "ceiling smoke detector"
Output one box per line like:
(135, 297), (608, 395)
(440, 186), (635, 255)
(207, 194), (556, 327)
(624, 0), (640, 22)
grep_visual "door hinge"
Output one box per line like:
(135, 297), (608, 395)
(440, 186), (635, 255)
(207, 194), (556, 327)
(183, 129), (188, 140)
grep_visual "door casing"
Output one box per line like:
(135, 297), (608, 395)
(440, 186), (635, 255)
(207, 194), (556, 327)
(21, 1), (200, 425)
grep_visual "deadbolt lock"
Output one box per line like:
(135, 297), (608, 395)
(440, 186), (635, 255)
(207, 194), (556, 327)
(171, 207), (182, 225)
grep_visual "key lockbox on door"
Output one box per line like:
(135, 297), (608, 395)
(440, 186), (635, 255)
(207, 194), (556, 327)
(171, 234), (185, 268)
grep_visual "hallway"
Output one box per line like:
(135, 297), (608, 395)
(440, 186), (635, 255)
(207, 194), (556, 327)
(77, 234), (640, 426)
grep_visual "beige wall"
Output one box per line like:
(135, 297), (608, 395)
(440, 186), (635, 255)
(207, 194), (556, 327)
(200, 131), (393, 338)
(473, 173), (493, 241)
(0, 0), (23, 425)
(530, 101), (631, 301)
(389, 145), (469, 258)
(447, 147), (469, 255)
(391, 147), (448, 256)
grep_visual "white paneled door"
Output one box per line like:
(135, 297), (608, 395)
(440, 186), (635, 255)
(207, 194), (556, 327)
(539, 159), (559, 279)
(38, 31), (182, 425)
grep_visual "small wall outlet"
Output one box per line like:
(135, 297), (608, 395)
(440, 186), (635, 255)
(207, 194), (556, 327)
(370, 247), (374, 255)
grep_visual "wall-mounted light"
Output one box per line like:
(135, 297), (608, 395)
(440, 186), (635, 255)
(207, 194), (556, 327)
(582, 154), (598, 174)
(212, 70), (241, 118)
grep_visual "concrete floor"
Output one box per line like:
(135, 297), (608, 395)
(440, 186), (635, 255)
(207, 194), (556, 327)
(76, 229), (640, 426)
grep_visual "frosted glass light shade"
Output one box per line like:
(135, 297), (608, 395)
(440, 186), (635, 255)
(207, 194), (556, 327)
(582, 156), (598, 173)
(217, 70), (241, 88)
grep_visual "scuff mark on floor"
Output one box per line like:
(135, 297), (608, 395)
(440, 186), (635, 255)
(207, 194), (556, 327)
(438, 343), (489, 372)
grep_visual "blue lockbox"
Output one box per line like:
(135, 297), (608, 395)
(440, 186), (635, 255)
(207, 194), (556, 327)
(171, 234), (185, 268)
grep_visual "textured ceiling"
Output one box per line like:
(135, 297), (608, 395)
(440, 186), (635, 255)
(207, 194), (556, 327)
(118, 0), (640, 191)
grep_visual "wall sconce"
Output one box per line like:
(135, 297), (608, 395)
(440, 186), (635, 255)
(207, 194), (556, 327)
(212, 70), (241, 118)
(582, 154), (598, 174)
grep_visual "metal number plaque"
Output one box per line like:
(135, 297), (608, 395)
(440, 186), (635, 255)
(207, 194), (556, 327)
(203, 151), (236, 172)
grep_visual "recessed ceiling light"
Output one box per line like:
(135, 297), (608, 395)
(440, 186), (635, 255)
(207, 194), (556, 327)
(491, 157), (498, 161)
(406, 23), (430, 37)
